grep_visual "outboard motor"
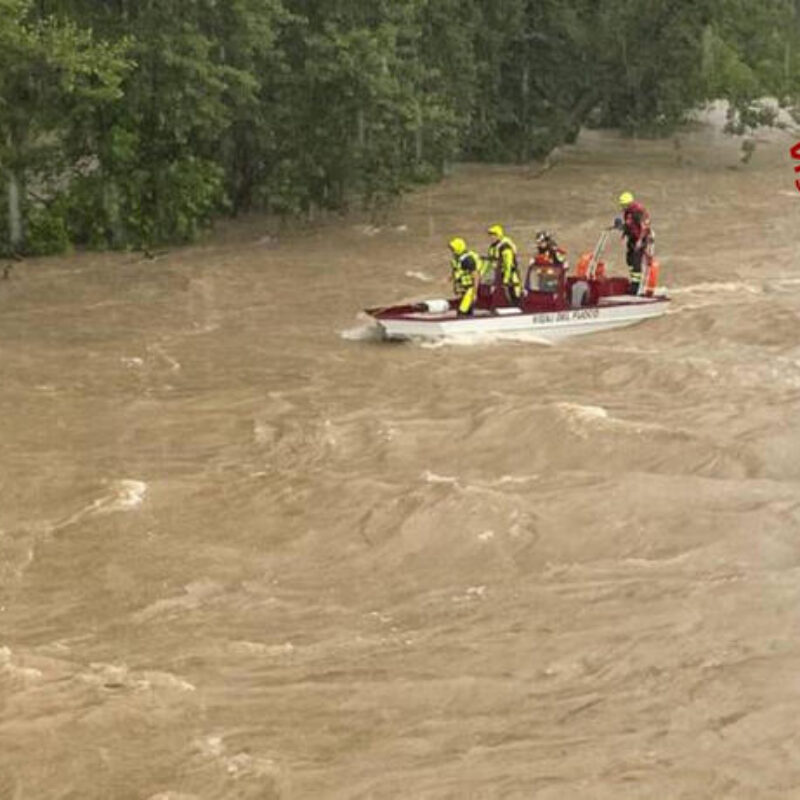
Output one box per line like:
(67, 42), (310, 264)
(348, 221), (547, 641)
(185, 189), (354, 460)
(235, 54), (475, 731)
(570, 281), (590, 308)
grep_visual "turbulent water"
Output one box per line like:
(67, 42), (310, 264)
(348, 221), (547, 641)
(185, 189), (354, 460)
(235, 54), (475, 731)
(2, 120), (800, 800)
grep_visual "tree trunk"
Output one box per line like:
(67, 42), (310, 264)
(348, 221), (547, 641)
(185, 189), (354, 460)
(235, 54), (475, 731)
(7, 171), (22, 252)
(520, 60), (530, 163)
(356, 108), (365, 148)
(103, 178), (124, 247)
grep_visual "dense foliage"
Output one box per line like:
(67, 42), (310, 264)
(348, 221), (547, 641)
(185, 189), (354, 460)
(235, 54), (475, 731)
(0, 0), (797, 254)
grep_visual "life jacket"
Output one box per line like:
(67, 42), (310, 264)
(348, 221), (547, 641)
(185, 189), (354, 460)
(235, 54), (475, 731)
(573, 251), (605, 279)
(533, 247), (566, 268)
(487, 236), (518, 269)
(622, 202), (650, 241)
(574, 252), (592, 278)
(451, 250), (480, 293)
(643, 258), (660, 296)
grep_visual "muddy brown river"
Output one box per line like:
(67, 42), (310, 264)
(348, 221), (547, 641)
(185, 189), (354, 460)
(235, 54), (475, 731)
(2, 119), (800, 799)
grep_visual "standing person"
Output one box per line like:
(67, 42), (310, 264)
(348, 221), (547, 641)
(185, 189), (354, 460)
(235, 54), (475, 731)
(448, 237), (481, 317)
(486, 223), (522, 305)
(617, 191), (653, 295)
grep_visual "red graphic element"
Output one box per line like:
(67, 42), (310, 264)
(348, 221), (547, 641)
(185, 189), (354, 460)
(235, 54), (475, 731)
(791, 142), (800, 192)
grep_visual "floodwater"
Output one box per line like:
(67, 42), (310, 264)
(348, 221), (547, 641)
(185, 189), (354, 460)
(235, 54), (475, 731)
(2, 119), (800, 800)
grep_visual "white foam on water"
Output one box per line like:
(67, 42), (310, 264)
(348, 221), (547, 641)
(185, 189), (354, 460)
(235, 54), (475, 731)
(146, 793), (200, 800)
(114, 480), (148, 510)
(132, 578), (221, 623)
(224, 752), (279, 779)
(452, 585), (487, 603)
(557, 402), (609, 422)
(405, 270), (434, 282)
(422, 470), (459, 485)
(621, 553), (696, 569)
(419, 330), (556, 348)
(422, 471), (538, 495)
(771, 276), (800, 288)
(96, 480), (148, 513)
(228, 641), (294, 657)
(555, 402), (670, 438)
(195, 735), (280, 781)
(340, 322), (383, 341)
(492, 474), (539, 485)
(671, 281), (763, 296)
(44, 479), (149, 538)
(666, 297), (724, 314)
(197, 735), (225, 757)
(121, 356), (144, 368)
(143, 671), (196, 692)
(0, 647), (43, 683)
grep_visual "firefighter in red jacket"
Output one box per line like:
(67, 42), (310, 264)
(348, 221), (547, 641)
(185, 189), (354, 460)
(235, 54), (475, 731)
(617, 191), (653, 295)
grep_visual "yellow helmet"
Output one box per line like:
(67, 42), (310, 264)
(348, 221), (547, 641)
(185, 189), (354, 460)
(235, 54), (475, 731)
(448, 237), (466, 255)
(618, 191), (634, 206)
(487, 223), (504, 238)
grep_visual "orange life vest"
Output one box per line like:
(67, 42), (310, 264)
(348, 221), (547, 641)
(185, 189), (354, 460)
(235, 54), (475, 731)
(644, 258), (660, 295)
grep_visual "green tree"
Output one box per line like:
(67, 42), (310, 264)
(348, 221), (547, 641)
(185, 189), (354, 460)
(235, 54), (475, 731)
(0, 0), (129, 254)
(703, 0), (799, 134)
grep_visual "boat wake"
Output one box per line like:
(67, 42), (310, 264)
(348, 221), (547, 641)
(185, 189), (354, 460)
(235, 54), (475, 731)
(340, 322), (384, 341)
(671, 280), (764, 296)
(419, 329), (557, 348)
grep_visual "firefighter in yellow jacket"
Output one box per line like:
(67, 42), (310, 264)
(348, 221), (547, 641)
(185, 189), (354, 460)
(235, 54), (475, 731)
(486, 223), (522, 305)
(448, 237), (481, 317)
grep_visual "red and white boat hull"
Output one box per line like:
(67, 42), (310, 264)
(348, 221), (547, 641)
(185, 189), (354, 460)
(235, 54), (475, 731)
(368, 284), (669, 343)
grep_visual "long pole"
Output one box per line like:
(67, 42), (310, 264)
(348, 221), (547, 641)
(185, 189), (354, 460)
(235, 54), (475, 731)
(587, 230), (609, 279)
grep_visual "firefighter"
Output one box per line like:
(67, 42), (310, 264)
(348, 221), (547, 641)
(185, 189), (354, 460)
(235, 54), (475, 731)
(617, 192), (653, 295)
(532, 230), (567, 268)
(486, 223), (522, 305)
(526, 230), (568, 292)
(448, 237), (481, 317)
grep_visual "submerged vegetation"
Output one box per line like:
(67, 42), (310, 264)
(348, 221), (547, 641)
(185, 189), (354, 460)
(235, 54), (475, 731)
(0, 0), (798, 255)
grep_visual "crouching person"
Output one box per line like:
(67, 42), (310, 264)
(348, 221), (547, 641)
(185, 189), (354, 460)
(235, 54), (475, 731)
(526, 230), (568, 292)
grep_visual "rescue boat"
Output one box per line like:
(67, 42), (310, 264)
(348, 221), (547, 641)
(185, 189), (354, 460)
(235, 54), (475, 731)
(366, 239), (669, 343)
